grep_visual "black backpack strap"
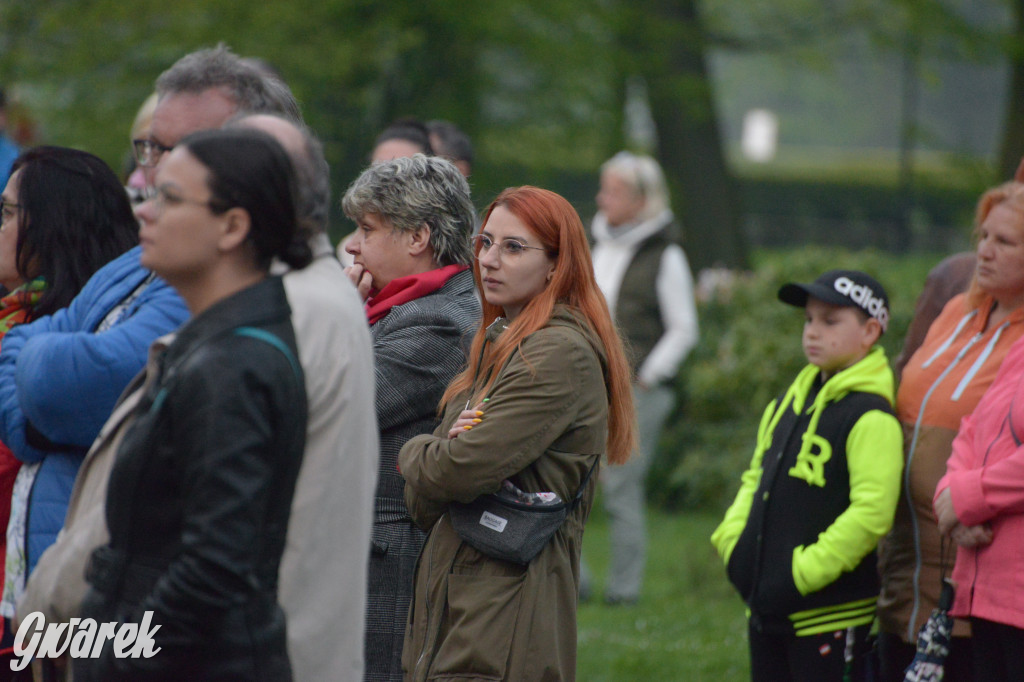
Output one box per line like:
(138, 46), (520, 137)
(570, 455), (601, 509)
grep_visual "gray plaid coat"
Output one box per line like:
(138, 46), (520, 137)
(364, 268), (480, 682)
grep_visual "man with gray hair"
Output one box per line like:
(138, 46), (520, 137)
(343, 154), (480, 682)
(133, 44), (300, 187)
(19, 50), (378, 682)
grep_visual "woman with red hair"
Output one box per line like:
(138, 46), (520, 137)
(399, 186), (635, 680)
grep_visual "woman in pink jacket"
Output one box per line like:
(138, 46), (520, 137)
(935, 332), (1024, 681)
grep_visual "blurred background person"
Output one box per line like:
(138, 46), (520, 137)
(370, 116), (433, 163)
(0, 46), (304, 641)
(427, 119), (473, 177)
(75, 127), (312, 681)
(399, 186), (635, 680)
(0, 146), (140, 671)
(131, 47), (374, 681)
(341, 154), (479, 682)
(137, 45), (300, 189)
(124, 93), (158, 206)
(583, 151), (698, 605)
(233, 112), (379, 682)
(0, 147), (139, 322)
(876, 181), (1024, 680)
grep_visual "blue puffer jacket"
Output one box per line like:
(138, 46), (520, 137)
(0, 246), (189, 572)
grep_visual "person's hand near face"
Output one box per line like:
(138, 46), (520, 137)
(344, 212), (431, 302)
(344, 262), (374, 300)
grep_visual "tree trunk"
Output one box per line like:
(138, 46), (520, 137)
(625, 0), (748, 271)
(1000, 0), (1024, 180)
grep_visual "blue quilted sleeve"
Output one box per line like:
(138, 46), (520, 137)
(1, 276), (188, 462)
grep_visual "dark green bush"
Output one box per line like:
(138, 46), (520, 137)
(740, 175), (980, 253)
(649, 247), (951, 511)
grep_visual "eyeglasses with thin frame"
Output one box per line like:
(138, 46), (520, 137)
(132, 139), (175, 168)
(0, 199), (19, 231)
(472, 234), (548, 260)
(146, 186), (217, 215)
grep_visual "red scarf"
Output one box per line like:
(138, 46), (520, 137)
(365, 264), (469, 325)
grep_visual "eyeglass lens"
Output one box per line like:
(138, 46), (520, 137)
(133, 140), (171, 167)
(475, 235), (528, 258)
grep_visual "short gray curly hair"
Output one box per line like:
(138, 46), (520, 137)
(156, 44), (302, 123)
(342, 155), (475, 267)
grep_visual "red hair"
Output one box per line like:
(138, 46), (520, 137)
(440, 186), (636, 464)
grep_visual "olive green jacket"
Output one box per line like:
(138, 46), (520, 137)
(398, 305), (610, 682)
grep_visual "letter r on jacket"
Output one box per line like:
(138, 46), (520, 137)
(788, 433), (831, 487)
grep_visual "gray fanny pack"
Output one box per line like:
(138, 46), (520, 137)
(448, 457), (599, 565)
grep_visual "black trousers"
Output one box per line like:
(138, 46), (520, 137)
(748, 621), (871, 682)
(876, 631), (973, 681)
(970, 617), (1024, 682)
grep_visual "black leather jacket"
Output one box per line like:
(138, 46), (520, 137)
(77, 277), (307, 682)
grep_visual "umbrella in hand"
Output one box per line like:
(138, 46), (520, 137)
(903, 578), (955, 682)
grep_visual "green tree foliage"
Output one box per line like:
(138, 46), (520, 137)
(999, 0), (1024, 178)
(1, 0), (1017, 256)
(0, 0), (620, 230)
(607, 0), (747, 270)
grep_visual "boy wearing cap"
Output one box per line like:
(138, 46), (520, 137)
(711, 269), (903, 681)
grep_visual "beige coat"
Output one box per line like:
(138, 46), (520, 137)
(399, 307), (610, 682)
(277, 247), (379, 681)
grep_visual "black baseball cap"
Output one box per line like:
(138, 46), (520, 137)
(778, 269), (890, 333)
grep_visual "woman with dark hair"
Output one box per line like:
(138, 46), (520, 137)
(0, 146), (139, 642)
(74, 127), (311, 681)
(399, 186), (636, 680)
(1, 146), (139, 318)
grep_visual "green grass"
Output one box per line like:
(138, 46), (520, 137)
(577, 503), (750, 680)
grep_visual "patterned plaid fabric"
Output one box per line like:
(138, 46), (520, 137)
(364, 269), (480, 682)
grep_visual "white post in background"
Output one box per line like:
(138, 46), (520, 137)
(741, 108), (778, 163)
